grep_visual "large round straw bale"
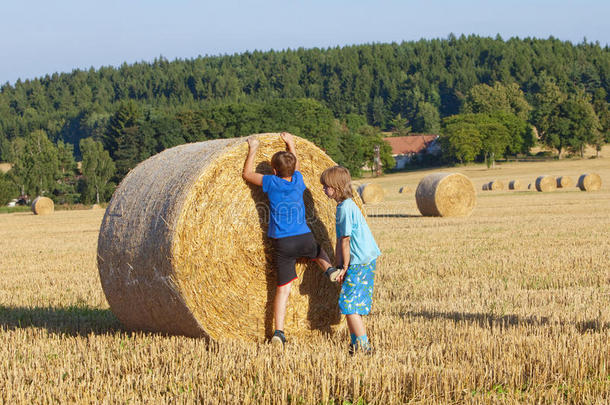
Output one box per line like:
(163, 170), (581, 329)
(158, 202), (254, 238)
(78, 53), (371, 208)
(31, 196), (54, 215)
(488, 180), (504, 191)
(577, 173), (602, 191)
(97, 134), (351, 341)
(556, 176), (573, 188)
(357, 183), (384, 204)
(535, 175), (556, 192)
(415, 173), (476, 217)
(508, 180), (522, 190)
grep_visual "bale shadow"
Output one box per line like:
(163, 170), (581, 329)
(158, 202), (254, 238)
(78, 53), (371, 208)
(249, 162), (275, 338)
(300, 188), (341, 335)
(575, 320), (610, 333)
(399, 310), (549, 330)
(0, 305), (122, 336)
(399, 310), (609, 334)
(368, 214), (421, 218)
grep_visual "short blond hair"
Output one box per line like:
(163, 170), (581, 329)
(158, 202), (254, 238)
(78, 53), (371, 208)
(320, 166), (353, 202)
(271, 151), (296, 178)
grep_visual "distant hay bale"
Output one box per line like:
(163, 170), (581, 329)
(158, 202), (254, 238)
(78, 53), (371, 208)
(488, 180), (504, 191)
(357, 183), (385, 204)
(577, 173), (602, 191)
(556, 176), (574, 188)
(31, 196), (54, 215)
(0, 163), (12, 174)
(415, 173), (476, 217)
(97, 134), (348, 341)
(398, 185), (410, 194)
(481, 183), (489, 191)
(535, 175), (556, 192)
(92, 204), (101, 209)
(508, 180), (522, 190)
(527, 183), (532, 190)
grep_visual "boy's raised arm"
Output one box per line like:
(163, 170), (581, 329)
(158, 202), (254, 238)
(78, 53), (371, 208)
(280, 132), (300, 172)
(242, 137), (264, 186)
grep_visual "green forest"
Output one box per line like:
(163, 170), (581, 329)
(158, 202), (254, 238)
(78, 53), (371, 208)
(0, 35), (608, 205)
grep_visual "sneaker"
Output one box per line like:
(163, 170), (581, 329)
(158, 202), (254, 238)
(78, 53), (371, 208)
(348, 342), (373, 356)
(324, 267), (341, 282)
(270, 330), (286, 347)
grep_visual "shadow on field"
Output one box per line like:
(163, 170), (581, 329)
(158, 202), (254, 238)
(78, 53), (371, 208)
(0, 305), (122, 336)
(400, 310), (610, 333)
(368, 214), (421, 218)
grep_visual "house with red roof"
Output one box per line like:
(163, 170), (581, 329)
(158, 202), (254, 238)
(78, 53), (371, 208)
(383, 134), (440, 169)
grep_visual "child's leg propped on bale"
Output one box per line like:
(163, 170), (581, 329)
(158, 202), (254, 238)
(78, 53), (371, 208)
(314, 247), (333, 272)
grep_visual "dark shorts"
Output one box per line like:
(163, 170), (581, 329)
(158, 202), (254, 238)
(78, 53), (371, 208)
(272, 232), (321, 286)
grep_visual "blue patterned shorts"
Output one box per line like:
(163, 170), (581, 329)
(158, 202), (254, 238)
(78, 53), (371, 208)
(338, 260), (376, 315)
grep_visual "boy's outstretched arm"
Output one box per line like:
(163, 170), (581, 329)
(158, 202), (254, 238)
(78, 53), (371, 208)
(242, 137), (264, 186)
(280, 132), (300, 172)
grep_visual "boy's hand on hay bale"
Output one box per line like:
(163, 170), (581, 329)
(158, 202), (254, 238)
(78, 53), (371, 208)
(280, 132), (295, 149)
(247, 137), (260, 151)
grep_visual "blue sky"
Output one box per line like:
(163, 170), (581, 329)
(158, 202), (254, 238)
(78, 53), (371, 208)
(1, 0), (608, 85)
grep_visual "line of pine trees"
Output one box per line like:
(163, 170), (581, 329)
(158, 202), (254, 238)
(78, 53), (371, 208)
(0, 35), (608, 204)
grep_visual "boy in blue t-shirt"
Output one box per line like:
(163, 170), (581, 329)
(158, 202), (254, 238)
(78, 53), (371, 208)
(242, 132), (339, 347)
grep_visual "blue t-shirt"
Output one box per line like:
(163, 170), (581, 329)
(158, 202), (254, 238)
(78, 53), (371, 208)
(262, 170), (311, 239)
(336, 198), (381, 265)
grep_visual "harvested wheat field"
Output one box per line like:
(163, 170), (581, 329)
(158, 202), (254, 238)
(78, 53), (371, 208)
(0, 155), (609, 403)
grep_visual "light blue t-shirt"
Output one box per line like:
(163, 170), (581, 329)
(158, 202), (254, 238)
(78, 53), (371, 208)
(336, 198), (381, 265)
(262, 170), (311, 239)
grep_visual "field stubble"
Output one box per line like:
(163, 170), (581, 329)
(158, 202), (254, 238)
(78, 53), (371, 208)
(0, 159), (608, 404)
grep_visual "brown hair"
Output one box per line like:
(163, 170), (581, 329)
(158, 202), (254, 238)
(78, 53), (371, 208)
(320, 166), (353, 202)
(271, 151), (296, 178)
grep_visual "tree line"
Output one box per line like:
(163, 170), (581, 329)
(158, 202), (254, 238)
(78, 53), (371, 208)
(0, 35), (608, 205)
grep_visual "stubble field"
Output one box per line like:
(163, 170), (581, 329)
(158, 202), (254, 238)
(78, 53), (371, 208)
(0, 155), (608, 404)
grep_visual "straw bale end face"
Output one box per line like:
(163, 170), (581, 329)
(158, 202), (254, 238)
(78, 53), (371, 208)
(577, 173), (602, 191)
(488, 180), (504, 191)
(357, 183), (385, 204)
(97, 134), (351, 341)
(31, 196), (54, 215)
(508, 180), (521, 190)
(556, 176), (574, 189)
(415, 173), (476, 217)
(535, 175), (556, 192)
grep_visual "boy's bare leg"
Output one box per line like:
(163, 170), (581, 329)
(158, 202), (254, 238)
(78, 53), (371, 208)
(273, 282), (293, 332)
(346, 314), (366, 337)
(314, 248), (333, 271)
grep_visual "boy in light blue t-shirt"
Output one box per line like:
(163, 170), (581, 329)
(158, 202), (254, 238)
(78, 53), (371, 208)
(320, 165), (381, 354)
(243, 133), (339, 347)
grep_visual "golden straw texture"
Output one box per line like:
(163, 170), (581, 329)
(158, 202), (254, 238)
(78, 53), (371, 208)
(357, 183), (385, 204)
(31, 196), (54, 215)
(97, 134), (356, 341)
(508, 180), (522, 190)
(556, 176), (574, 188)
(415, 173), (476, 217)
(577, 173), (602, 191)
(535, 175), (556, 192)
